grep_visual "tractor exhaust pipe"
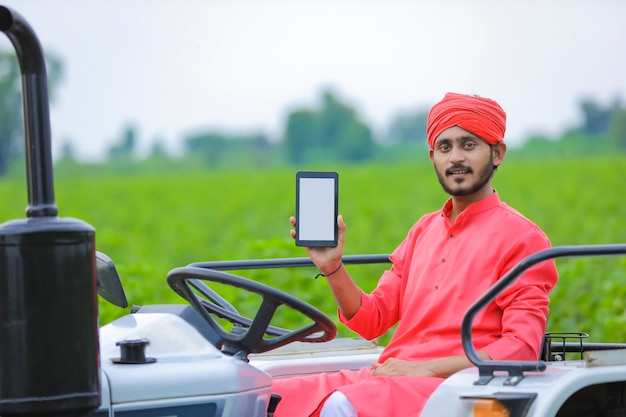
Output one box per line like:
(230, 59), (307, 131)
(0, 5), (101, 417)
(0, 5), (55, 218)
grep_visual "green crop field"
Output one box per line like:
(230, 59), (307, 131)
(1, 155), (625, 344)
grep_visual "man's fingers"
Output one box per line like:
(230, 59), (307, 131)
(337, 214), (346, 230)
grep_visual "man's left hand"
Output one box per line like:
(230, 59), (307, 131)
(371, 358), (435, 377)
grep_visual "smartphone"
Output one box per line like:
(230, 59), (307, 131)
(295, 171), (338, 247)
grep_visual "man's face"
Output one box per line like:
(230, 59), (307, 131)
(429, 126), (504, 198)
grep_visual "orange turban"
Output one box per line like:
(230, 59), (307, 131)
(426, 92), (507, 150)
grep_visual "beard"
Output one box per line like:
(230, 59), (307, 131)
(435, 154), (495, 197)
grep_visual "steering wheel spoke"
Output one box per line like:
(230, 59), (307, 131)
(248, 297), (282, 335)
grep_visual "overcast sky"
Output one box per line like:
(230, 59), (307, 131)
(1, 0), (625, 161)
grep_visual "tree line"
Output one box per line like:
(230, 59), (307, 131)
(2, 51), (626, 176)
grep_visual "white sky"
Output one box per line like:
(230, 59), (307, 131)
(1, 0), (625, 161)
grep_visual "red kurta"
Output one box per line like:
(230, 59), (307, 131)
(273, 191), (559, 416)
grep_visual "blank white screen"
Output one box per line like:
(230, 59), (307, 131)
(298, 177), (335, 241)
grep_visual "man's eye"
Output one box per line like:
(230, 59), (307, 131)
(464, 142), (476, 149)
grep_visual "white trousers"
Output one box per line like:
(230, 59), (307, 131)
(320, 391), (358, 417)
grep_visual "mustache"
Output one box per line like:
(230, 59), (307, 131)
(445, 164), (473, 176)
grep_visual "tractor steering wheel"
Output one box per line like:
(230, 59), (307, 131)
(166, 266), (337, 359)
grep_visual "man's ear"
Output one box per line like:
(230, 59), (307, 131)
(492, 142), (507, 167)
(429, 149), (434, 162)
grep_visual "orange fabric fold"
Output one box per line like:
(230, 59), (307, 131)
(426, 92), (507, 149)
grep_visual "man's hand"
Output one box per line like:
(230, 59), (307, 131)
(290, 214), (346, 274)
(371, 358), (435, 378)
(372, 351), (490, 379)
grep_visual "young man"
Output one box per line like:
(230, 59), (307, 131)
(272, 92), (559, 417)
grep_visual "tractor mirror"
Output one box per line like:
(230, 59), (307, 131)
(96, 251), (128, 308)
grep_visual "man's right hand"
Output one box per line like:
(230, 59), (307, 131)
(290, 214), (346, 274)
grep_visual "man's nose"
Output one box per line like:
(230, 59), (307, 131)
(449, 147), (466, 163)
